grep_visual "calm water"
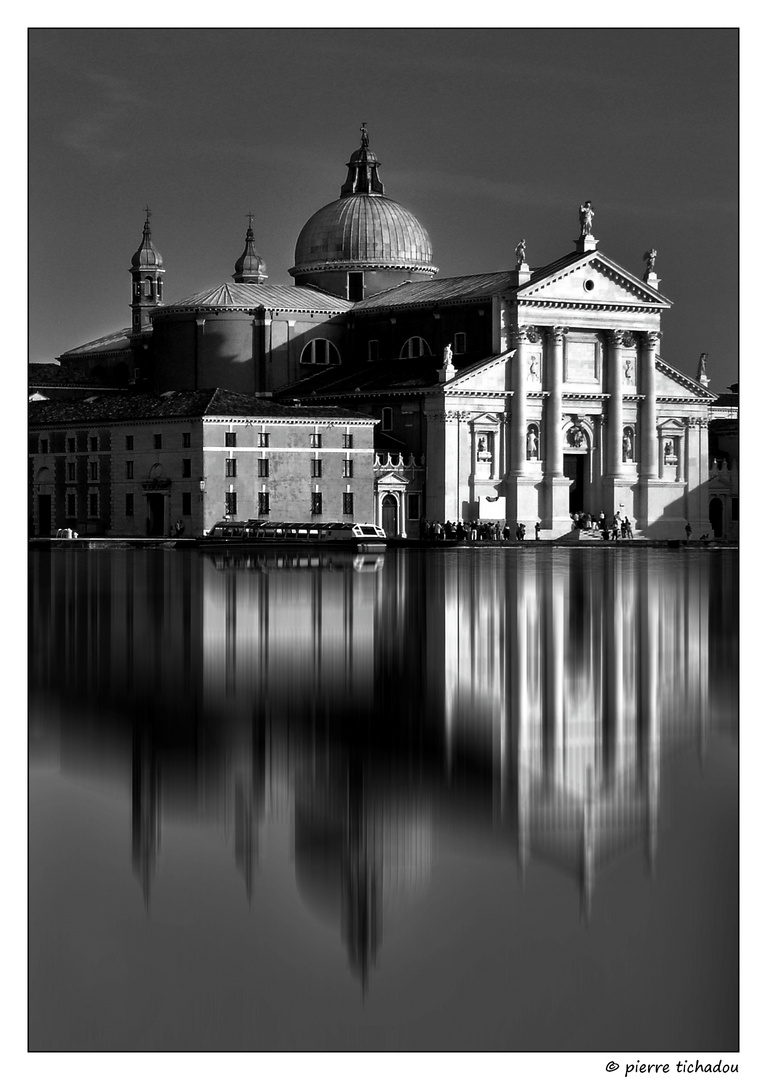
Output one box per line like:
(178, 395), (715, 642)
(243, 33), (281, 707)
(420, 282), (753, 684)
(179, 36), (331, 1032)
(29, 546), (738, 1051)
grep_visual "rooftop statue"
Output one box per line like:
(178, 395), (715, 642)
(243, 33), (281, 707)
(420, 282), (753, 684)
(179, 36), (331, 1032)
(515, 239), (527, 269)
(579, 201), (595, 237)
(442, 343), (453, 367)
(360, 122), (369, 149)
(644, 248), (657, 273)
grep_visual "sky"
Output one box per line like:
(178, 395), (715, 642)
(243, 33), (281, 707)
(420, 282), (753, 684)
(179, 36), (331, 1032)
(28, 27), (738, 388)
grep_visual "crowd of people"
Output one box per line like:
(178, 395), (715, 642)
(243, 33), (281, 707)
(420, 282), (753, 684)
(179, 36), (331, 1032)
(417, 511), (636, 542)
(572, 510), (634, 540)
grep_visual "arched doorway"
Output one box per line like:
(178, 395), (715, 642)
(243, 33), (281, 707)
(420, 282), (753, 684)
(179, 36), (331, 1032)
(381, 494), (398, 537)
(709, 497), (724, 538)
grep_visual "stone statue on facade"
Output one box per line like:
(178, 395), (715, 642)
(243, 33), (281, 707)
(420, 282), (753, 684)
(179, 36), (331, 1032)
(697, 352), (709, 385)
(527, 428), (538, 459)
(623, 430), (633, 462)
(579, 201), (595, 237)
(515, 239), (527, 268)
(568, 426), (585, 448)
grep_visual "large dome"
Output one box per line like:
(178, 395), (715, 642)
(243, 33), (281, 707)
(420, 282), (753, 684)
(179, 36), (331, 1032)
(292, 193), (434, 274)
(289, 126), (437, 297)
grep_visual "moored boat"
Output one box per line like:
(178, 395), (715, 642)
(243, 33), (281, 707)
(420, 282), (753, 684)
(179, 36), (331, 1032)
(200, 519), (387, 551)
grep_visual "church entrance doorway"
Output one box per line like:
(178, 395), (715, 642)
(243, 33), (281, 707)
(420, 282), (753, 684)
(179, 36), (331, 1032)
(709, 497), (724, 538)
(382, 494), (398, 537)
(37, 495), (51, 537)
(564, 454), (586, 514)
(146, 493), (166, 536)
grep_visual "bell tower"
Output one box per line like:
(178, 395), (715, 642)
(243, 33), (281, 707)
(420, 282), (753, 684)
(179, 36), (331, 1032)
(129, 207), (165, 332)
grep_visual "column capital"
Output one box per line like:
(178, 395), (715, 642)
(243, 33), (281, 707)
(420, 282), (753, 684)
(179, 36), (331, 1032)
(642, 330), (662, 347)
(607, 328), (625, 347)
(546, 325), (569, 344)
(513, 325), (541, 345)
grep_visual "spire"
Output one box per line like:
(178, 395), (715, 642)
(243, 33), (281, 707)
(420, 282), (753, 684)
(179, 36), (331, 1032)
(129, 206), (165, 334)
(233, 213), (267, 284)
(130, 205), (164, 270)
(340, 123), (385, 197)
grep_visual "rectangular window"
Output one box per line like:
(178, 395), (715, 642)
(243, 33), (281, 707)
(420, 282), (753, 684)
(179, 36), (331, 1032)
(343, 492), (354, 516)
(311, 458), (322, 478)
(258, 491), (270, 515)
(67, 462), (76, 481)
(40, 438), (49, 454)
(67, 437), (76, 453)
(66, 493), (76, 518)
(153, 433), (162, 450)
(225, 432), (237, 447)
(125, 435), (134, 451)
(89, 461), (98, 481)
(258, 458), (270, 477)
(225, 458), (237, 477)
(125, 493), (134, 517)
(225, 491), (237, 517)
(182, 432), (191, 448)
(89, 436), (98, 452)
(368, 340), (379, 363)
(407, 493), (421, 520)
(126, 460), (134, 479)
(343, 433), (354, 449)
(88, 493), (98, 517)
(382, 407), (393, 431)
(182, 458), (192, 478)
(454, 331), (467, 354)
(343, 459), (354, 478)
(311, 492), (323, 515)
(310, 433), (322, 448)
(182, 492), (192, 516)
(258, 432), (270, 447)
(348, 271), (364, 301)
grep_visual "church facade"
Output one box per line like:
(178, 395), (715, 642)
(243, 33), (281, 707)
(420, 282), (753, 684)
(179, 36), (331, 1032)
(45, 126), (717, 539)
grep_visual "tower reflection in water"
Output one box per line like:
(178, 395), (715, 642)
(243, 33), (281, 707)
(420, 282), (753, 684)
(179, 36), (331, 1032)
(29, 546), (737, 986)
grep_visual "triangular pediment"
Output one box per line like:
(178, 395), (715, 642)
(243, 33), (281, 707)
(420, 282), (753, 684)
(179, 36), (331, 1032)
(440, 350), (514, 393)
(518, 252), (672, 309)
(655, 357), (717, 400)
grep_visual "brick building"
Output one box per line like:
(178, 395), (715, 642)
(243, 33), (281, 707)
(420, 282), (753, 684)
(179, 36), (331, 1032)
(29, 390), (376, 537)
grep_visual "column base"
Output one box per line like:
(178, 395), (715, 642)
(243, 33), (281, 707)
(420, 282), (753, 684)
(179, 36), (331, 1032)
(638, 478), (688, 539)
(505, 475), (542, 529)
(543, 475), (573, 536)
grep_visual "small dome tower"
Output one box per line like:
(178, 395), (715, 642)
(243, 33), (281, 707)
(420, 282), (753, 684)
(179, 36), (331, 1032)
(130, 207), (165, 332)
(233, 214), (267, 284)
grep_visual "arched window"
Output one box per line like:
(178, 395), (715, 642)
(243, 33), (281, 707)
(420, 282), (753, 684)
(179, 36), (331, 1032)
(144, 277), (153, 298)
(300, 339), (342, 366)
(400, 336), (431, 359)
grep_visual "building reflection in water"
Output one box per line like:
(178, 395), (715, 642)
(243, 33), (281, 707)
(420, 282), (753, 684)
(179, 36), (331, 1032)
(29, 546), (737, 985)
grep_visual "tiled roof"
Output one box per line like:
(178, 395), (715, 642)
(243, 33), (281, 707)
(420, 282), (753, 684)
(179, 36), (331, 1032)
(160, 283), (353, 314)
(58, 328), (134, 358)
(351, 271), (518, 311)
(278, 357), (442, 397)
(28, 389), (374, 427)
(29, 363), (116, 388)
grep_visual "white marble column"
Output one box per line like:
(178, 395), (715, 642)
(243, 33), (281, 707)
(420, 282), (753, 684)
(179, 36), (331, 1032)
(510, 327), (531, 474)
(545, 326), (567, 476)
(639, 331), (661, 479)
(606, 330), (625, 477)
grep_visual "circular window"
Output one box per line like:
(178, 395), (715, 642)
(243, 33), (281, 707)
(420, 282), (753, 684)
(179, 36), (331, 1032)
(584, 279), (595, 292)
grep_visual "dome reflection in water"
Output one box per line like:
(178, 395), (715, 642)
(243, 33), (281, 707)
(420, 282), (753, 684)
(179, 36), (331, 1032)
(29, 547), (738, 1051)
